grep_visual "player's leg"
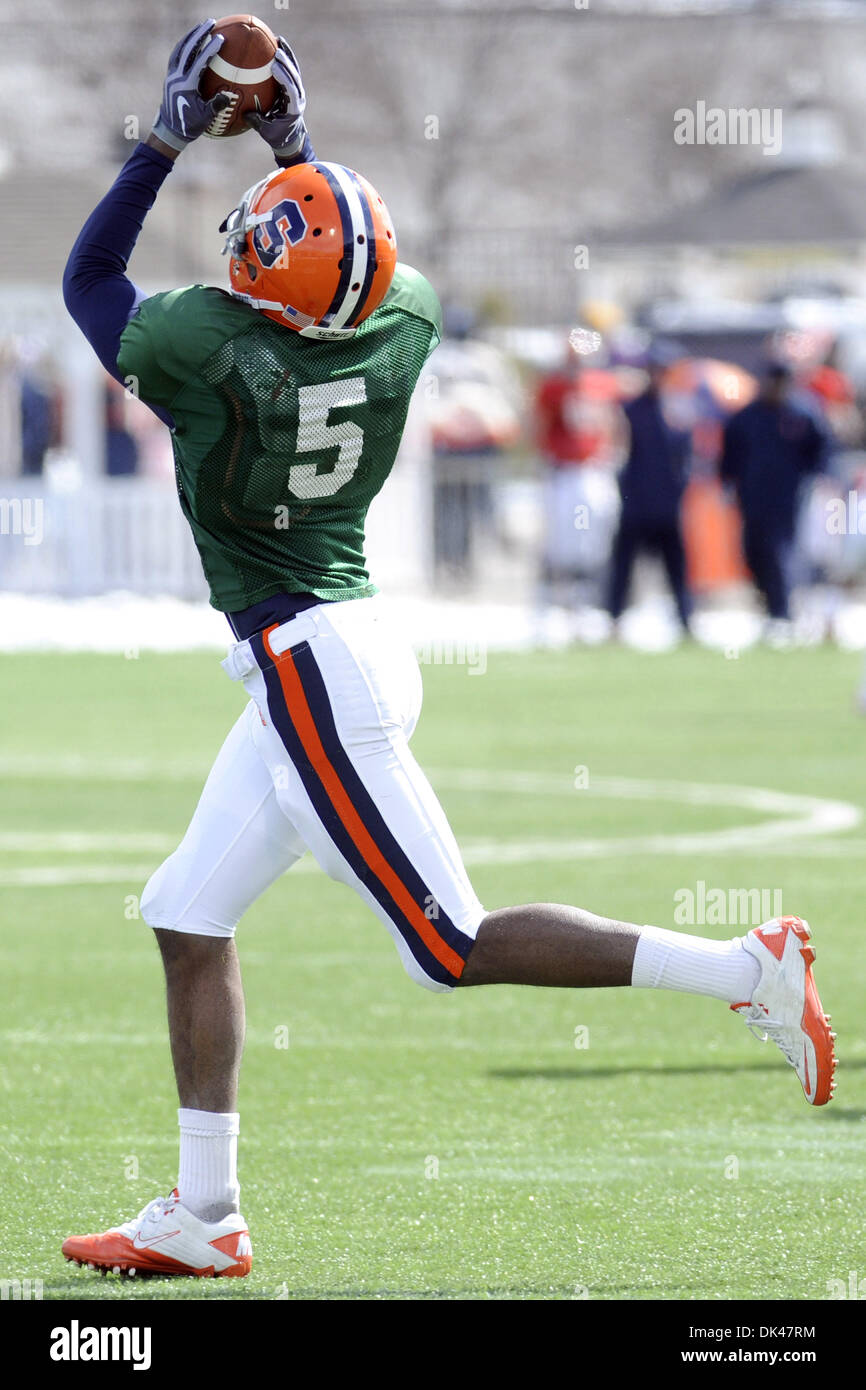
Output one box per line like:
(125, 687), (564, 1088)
(154, 929), (243, 1114)
(141, 700), (303, 1122)
(142, 698), (306, 1209)
(459, 907), (835, 1104)
(459, 903), (746, 995)
(62, 700), (307, 1275)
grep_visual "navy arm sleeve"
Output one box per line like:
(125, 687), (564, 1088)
(62, 142), (176, 426)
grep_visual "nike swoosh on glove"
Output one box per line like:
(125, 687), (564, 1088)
(151, 19), (230, 153)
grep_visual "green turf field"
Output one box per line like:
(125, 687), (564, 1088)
(2, 641), (865, 1301)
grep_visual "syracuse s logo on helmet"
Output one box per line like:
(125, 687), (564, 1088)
(252, 199), (308, 270)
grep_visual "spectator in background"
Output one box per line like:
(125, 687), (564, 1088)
(802, 349), (863, 449)
(721, 360), (832, 634)
(426, 305), (521, 583)
(0, 340), (61, 477)
(20, 373), (55, 476)
(535, 337), (623, 614)
(607, 341), (693, 635)
(105, 379), (140, 477)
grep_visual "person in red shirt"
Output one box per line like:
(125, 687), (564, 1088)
(536, 359), (611, 465)
(535, 343), (623, 612)
(802, 360), (862, 447)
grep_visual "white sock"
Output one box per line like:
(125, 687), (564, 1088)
(177, 1108), (240, 1223)
(631, 925), (760, 1004)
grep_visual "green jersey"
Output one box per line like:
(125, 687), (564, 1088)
(117, 264), (441, 613)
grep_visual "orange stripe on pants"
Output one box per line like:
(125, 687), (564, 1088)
(266, 636), (466, 981)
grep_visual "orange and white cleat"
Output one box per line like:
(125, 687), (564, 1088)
(732, 916), (836, 1106)
(62, 1190), (252, 1278)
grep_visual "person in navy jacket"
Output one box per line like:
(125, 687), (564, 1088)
(721, 360), (831, 623)
(608, 341), (693, 633)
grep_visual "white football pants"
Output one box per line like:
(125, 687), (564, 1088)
(140, 596), (486, 990)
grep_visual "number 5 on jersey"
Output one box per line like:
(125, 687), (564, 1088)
(288, 377), (367, 499)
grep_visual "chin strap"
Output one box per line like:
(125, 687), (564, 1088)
(225, 287), (358, 338)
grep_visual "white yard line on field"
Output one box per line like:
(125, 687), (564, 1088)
(0, 832), (175, 852)
(0, 765), (860, 887)
(0, 753), (208, 782)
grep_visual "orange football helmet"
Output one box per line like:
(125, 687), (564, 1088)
(220, 162), (398, 338)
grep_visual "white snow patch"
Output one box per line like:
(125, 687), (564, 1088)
(2, 590), (866, 655)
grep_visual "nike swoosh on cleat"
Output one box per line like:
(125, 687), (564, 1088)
(132, 1228), (180, 1249)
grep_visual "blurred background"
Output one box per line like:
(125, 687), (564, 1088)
(4, 0), (866, 653)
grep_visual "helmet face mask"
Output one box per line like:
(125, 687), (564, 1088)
(218, 163), (398, 339)
(219, 174), (273, 259)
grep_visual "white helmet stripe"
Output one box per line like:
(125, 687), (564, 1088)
(317, 161), (370, 331)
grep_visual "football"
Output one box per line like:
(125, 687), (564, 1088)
(200, 14), (280, 138)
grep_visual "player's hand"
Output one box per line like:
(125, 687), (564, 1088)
(151, 19), (230, 153)
(244, 37), (307, 164)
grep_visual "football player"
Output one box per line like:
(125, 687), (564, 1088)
(61, 21), (836, 1278)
